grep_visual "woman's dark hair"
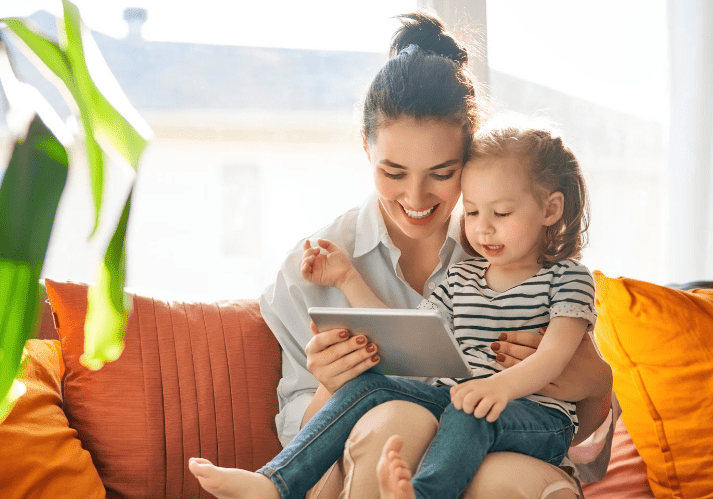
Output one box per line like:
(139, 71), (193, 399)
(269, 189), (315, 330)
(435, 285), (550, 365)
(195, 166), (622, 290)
(460, 116), (591, 263)
(362, 11), (481, 152)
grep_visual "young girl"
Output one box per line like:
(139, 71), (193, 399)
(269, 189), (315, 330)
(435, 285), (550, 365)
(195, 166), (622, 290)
(189, 116), (598, 499)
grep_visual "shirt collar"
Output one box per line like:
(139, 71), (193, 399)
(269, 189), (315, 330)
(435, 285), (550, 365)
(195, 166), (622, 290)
(353, 192), (464, 258)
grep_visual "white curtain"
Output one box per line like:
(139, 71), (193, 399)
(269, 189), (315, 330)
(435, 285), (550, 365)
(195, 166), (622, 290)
(667, 0), (713, 283)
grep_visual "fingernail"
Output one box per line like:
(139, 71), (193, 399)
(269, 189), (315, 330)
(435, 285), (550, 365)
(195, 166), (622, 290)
(356, 335), (366, 345)
(371, 355), (380, 362)
(498, 333), (507, 341)
(366, 344), (376, 353)
(491, 342), (500, 351)
(339, 330), (349, 339)
(496, 353), (505, 362)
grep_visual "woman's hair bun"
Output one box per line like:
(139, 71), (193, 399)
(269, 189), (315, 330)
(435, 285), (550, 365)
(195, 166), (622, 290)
(390, 11), (468, 66)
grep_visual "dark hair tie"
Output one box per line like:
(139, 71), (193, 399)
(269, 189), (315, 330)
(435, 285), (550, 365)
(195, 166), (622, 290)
(397, 44), (420, 58)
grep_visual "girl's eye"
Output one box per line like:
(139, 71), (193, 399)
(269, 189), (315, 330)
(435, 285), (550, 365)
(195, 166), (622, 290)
(495, 212), (511, 218)
(432, 171), (456, 181)
(467, 211), (479, 217)
(383, 171), (405, 180)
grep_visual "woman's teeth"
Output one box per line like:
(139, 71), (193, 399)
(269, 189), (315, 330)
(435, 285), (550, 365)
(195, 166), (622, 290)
(484, 245), (503, 250)
(404, 206), (436, 219)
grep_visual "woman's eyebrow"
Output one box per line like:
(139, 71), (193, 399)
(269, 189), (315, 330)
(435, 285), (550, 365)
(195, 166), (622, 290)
(378, 159), (461, 170)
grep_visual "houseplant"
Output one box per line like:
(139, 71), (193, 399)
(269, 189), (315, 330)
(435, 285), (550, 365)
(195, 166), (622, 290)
(0, 0), (151, 421)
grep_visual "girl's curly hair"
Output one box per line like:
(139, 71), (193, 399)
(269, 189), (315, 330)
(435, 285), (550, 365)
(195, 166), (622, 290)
(460, 115), (590, 263)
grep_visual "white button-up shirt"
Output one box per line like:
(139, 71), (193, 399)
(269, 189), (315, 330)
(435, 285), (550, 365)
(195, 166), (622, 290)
(259, 192), (468, 447)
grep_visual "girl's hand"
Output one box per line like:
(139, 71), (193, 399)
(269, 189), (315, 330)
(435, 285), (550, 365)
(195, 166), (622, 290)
(301, 239), (357, 289)
(450, 377), (511, 422)
(305, 320), (380, 394)
(490, 328), (611, 402)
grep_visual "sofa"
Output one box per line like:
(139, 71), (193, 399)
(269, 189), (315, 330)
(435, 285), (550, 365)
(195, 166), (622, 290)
(0, 274), (711, 499)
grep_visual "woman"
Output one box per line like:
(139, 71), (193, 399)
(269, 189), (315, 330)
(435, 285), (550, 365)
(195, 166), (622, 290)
(260, 11), (613, 499)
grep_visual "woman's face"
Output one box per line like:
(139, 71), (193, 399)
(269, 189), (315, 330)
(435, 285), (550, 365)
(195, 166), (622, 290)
(365, 119), (465, 242)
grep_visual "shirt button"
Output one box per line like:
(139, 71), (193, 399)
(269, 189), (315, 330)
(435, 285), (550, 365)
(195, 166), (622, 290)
(428, 282), (436, 290)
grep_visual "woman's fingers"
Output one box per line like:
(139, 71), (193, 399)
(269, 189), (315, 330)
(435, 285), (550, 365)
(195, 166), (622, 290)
(491, 330), (541, 366)
(305, 324), (379, 392)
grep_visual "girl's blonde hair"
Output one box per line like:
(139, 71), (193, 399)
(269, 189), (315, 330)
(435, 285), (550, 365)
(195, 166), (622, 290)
(460, 115), (590, 263)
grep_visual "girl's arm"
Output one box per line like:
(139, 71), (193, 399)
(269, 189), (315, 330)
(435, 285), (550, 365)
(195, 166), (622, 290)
(491, 316), (589, 400)
(451, 316), (589, 421)
(491, 329), (613, 444)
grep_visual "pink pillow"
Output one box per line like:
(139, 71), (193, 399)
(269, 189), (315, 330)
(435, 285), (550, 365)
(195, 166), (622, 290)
(582, 416), (653, 498)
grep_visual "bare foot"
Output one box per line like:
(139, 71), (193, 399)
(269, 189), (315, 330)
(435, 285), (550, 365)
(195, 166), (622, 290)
(377, 435), (416, 499)
(188, 458), (281, 499)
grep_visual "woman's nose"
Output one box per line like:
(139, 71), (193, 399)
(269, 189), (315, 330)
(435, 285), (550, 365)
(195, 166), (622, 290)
(404, 177), (427, 207)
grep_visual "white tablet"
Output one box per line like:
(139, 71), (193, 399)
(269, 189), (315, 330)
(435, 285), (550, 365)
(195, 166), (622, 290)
(308, 307), (472, 378)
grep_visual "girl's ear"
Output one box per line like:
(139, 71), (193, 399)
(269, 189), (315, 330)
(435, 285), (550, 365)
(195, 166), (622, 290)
(543, 191), (564, 227)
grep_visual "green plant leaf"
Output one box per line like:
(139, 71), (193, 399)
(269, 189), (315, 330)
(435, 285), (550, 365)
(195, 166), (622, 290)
(5, 2), (151, 237)
(83, 193), (132, 370)
(0, 114), (69, 423)
(1, 18), (72, 85)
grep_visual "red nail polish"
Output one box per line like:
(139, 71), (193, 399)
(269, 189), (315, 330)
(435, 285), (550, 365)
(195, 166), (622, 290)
(498, 333), (507, 341)
(366, 344), (376, 353)
(491, 342), (500, 352)
(496, 353), (505, 362)
(339, 330), (349, 339)
(356, 336), (366, 345)
(371, 355), (380, 362)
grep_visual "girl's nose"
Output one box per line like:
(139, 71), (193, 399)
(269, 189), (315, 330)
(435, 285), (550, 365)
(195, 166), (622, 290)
(476, 218), (494, 235)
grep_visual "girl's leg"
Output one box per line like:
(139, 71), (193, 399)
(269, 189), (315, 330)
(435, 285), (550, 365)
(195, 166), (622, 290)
(411, 399), (574, 499)
(305, 400), (440, 499)
(259, 373), (451, 499)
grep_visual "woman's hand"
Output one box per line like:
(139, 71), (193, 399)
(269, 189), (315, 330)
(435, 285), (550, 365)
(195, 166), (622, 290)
(490, 328), (612, 402)
(305, 320), (380, 394)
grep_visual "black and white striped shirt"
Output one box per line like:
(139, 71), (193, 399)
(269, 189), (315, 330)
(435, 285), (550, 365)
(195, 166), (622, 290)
(420, 258), (597, 427)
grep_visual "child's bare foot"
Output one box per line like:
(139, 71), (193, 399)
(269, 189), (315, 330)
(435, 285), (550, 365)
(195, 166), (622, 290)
(188, 458), (281, 499)
(377, 435), (416, 499)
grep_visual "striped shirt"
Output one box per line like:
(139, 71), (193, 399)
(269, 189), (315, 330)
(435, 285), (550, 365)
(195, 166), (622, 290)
(420, 257), (597, 427)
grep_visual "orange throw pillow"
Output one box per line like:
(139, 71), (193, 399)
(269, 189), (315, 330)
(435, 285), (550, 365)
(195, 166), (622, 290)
(44, 279), (283, 499)
(593, 272), (713, 499)
(0, 339), (105, 499)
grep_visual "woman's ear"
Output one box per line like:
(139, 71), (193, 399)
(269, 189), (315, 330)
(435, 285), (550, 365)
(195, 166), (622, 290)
(543, 191), (564, 226)
(362, 130), (371, 160)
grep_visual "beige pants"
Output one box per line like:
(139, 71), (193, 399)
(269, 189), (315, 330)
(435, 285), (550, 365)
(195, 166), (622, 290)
(305, 401), (582, 499)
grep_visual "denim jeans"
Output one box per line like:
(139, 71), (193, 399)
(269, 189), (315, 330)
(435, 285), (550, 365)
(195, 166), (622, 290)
(257, 373), (574, 499)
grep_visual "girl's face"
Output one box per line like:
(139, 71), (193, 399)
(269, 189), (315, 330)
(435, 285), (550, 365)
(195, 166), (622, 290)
(365, 119), (464, 243)
(461, 155), (561, 272)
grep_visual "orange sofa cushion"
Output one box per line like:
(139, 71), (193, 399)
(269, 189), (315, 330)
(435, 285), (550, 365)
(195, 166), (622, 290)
(593, 272), (713, 499)
(45, 279), (283, 499)
(0, 339), (105, 499)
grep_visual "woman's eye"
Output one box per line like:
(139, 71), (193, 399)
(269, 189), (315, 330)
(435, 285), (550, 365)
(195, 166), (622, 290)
(495, 212), (511, 218)
(432, 171), (455, 181)
(467, 211), (479, 217)
(383, 171), (405, 180)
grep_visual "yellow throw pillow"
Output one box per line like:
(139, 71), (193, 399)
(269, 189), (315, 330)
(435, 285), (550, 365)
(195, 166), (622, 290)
(593, 271), (713, 499)
(0, 340), (105, 499)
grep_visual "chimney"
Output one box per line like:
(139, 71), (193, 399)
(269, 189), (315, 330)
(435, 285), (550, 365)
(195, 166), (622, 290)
(124, 7), (147, 40)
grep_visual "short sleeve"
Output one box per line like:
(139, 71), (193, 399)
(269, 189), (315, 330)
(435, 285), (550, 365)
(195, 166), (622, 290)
(421, 276), (454, 331)
(550, 261), (597, 330)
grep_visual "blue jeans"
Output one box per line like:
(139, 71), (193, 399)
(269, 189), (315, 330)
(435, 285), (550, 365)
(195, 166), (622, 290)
(257, 373), (574, 499)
